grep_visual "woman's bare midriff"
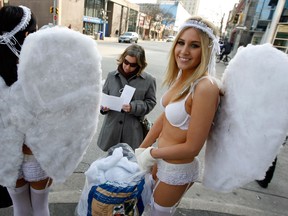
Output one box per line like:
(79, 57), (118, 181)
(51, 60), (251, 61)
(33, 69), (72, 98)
(158, 118), (194, 164)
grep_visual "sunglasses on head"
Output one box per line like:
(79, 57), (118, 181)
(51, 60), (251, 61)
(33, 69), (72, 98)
(123, 59), (138, 68)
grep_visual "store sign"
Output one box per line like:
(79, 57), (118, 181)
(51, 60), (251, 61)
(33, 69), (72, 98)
(83, 16), (103, 24)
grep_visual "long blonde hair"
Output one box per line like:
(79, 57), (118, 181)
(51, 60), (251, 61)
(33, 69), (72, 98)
(163, 16), (219, 101)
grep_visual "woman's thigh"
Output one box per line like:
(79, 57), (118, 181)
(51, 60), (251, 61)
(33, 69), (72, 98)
(30, 178), (52, 190)
(153, 181), (193, 207)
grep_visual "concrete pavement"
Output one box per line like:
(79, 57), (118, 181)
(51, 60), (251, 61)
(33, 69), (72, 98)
(1, 37), (287, 216)
(1, 142), (287, 216)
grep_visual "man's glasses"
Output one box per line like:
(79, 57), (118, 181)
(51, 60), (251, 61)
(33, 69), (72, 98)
(123, 59), (138, 68)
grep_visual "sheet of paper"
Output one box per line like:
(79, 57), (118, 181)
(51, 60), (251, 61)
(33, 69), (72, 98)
(101, 93), (124, 112)
(101, 85), (135, 112)
(120, 85), (136, 104)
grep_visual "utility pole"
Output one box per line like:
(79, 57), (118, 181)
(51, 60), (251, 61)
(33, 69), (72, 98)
(102, 0), (108, 40)
(53, 0), (57, 25)
(265, 0), (285, 43)
(231, 0), (250, 56)
(219, 13), (225, 38)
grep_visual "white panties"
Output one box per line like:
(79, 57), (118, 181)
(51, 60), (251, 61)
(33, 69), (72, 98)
(18, 154), (48, 182)
(156, 158), (200, 185)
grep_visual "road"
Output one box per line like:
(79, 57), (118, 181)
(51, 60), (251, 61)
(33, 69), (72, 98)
(97, 40), (226, 122)
(1, 39), (287, 216)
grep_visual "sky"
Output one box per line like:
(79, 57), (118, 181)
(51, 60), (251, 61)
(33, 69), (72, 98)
(129, 0), (240, 29)
(198, 0), (240, 26)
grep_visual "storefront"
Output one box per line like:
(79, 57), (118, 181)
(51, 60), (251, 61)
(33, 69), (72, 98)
(273, 24), (288, 53)
(83, 15), (103, 36)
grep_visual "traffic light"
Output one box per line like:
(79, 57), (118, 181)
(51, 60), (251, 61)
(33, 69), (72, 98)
(233, 13), (240, 24)
(49, 6), (58, 14)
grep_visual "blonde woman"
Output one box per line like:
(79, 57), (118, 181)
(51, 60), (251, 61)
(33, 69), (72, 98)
(136, 16), (221, 215)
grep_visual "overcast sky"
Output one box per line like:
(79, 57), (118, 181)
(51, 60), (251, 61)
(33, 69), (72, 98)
(128, 0), (240, 27)
(198, 0), (240, 25)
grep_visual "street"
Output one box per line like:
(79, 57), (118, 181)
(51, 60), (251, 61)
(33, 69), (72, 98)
(1, 39), (287, 216)
(66, 39), (287, 216)
(97, 39), (226, 124)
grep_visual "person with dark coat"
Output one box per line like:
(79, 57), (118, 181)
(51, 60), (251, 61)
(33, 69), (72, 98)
(97, 44), (157, 151)
(220, 40), (232, 60)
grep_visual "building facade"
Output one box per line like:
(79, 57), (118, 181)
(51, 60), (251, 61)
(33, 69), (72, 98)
(156, 0), (199, 15)
(0, 0), (139, 37)
(226, 0), (288, 54)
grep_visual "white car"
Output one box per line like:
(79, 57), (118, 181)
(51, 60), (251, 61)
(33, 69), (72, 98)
(166, 35), (175, 42)
(118, 32), (139, 43)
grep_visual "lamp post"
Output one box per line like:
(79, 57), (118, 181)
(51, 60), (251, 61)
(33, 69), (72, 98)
(102, 0), (108, 40)
(53, 0), (57, 25)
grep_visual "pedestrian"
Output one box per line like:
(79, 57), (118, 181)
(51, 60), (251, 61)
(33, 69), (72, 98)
(256, 135), (287, 188)
(135, 16), (221, 215)
(0, 5), (52, 216)
(219, 39), (232, 60)
(97, 44), (157, 151)
(256, 157), (278, 188)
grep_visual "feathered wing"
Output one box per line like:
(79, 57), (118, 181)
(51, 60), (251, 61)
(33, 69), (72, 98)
(0, 80), (25, 187)
(203, 43), (288, 192)
(15, 27), (102, 184)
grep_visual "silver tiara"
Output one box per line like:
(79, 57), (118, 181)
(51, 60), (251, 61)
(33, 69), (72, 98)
(179, 20), (220, 76)
(0, 5), (32, 58)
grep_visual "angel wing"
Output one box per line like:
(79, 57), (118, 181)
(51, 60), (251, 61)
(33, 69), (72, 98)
(203, 43), (288, 192)
(0, 27), (102, 187)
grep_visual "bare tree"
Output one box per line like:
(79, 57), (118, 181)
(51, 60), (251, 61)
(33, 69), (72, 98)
(139, 4), (162, 39)
(139, 3), (176, 40)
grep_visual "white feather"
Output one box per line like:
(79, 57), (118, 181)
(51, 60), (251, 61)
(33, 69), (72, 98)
(203, 43), (288, 192)
(0, 27), (102, 186)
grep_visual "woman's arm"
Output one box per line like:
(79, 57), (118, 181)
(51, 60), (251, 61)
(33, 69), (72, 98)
(100, 75), (110, 114)
(139, 113), (164, 148)
(151, 80), (219, 160)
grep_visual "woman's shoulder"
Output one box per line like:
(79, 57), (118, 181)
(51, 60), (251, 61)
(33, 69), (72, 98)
(106, 70), (119, 78)
(140, 71), (156, 80)
(191, 76), (220, 96)
(193, 76), (221, 90)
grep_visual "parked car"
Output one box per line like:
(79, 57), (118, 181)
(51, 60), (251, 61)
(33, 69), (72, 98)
(166, 35), (175, 42)
(118, 32), (139, 43)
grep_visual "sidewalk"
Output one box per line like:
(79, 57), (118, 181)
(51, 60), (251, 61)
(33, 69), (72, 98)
(1, 38), (287, 215)
(1, 143), (287, 216)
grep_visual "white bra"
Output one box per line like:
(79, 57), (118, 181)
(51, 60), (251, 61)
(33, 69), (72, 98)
(161, 76), (217, 130)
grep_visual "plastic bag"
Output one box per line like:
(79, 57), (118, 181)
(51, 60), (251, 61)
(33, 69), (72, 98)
(76, 143), (147, 216)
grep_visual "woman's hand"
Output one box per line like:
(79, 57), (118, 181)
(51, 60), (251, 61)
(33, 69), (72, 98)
(135, 147), (156, 172)
(101, 106), (110, 112)
(122, 104), (131, 113)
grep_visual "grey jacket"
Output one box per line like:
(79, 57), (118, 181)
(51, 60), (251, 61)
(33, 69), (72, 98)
(97, 70), (157, 151)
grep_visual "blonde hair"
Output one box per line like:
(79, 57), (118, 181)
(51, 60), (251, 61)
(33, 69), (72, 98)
(163, 16), (219, 101)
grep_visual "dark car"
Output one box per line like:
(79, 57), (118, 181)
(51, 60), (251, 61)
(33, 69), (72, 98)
(118, 32), (139, 43)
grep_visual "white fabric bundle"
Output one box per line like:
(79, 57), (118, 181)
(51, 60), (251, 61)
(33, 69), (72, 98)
(203, 43), (288, 192)
(76, 146), (144, 216)
(85, 147), (141, 186)
(0, 27), (102, 187)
